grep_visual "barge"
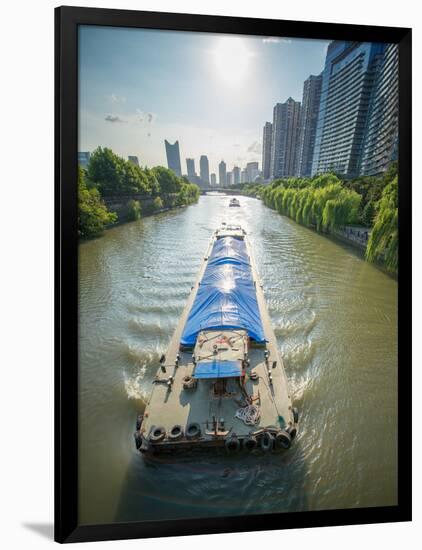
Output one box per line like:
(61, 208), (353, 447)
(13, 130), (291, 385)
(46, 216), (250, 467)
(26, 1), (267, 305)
(134, 224), (298, 455)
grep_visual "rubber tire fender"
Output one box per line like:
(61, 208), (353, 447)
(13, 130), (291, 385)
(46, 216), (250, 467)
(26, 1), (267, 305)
(260, 431), (274, 452)
(168, 424), (184, 441)
(225, 436), (241, 453)
(275, 430), (292, 450)
(287, 426), (297, 440)
(186, 422), (201, 440)
(243, 435), (258, 451)
(149, 425), (166, 442)
(134, 431), (142, 450)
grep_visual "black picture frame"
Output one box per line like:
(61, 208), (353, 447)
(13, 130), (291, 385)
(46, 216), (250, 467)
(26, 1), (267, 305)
(55, 5), (412, 543)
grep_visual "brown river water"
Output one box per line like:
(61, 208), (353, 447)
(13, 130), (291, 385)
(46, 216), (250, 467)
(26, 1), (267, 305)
(78, 194), (398, 525)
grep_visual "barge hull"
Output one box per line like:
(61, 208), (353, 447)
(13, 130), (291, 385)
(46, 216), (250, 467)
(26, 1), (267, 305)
(135, 226), (297, 455)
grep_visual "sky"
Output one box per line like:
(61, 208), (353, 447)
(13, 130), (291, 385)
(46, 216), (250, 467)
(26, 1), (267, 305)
(79, 26), (330, 176)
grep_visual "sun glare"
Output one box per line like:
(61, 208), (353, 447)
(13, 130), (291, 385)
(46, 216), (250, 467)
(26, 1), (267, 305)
(212, 37), (253, 88)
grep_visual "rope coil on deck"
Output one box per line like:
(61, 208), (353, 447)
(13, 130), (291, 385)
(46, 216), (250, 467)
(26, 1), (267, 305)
(235, 404), (261, 426)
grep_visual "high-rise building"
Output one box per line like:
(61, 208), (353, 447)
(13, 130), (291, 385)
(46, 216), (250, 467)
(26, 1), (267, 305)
(246, 161), (260, 183)
(241, 169), (247, 184)
(262, 122), (273, 180)
(78, 151), (90, 169)
(210, 173), (217, 186)
(270, 97), (302, 178)
(226, 172), (232, 186)
(128, 155), (140, 166)
(186, 158), (196, 178)
(360, 43), (399, 176)
(232, 166), (241, 186)
(199, 155), (210, 185)
(219, 160), (227, 186)
(164, 140), (182, 176)
(297, 74), (322, 177)
(312, 41), (385, 178)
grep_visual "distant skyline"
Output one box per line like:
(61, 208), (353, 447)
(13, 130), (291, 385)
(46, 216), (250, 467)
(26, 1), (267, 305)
(79, 26), (329, 175)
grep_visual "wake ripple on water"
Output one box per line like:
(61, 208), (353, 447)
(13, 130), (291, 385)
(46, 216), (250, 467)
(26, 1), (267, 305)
(79, 195), (398, 525)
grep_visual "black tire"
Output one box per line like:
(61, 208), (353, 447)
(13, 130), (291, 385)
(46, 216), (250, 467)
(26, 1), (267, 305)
(243, 435), (258, 451)
(265, 425), (279, 434)
(168, 424), (184, 441)
(287, 426), (297, 440)
(134, 431), (142, 450)
(225, 437), (240, 453)
(136, 415), (143, 431)
(183, 376), (196, 390)
(149, 425), (166, 442)
(186, 422), (201, 440)
(275, 430), (292, 450)
(260, 431), (274, 452)
(292, 407), (299, 424)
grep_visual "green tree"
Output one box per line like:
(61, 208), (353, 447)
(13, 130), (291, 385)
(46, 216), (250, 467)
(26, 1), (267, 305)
(126, 199), (142, 221)
(78, 166), (117, 238)
(152, 196), (164, 211)
(152, 166), (183, 195)
(361, 200), (377, 226)
(80, 147), (200, 237)
(87, 147), (158, 196)
(366, 176), (398, 273)
(87, 147), (126, 196)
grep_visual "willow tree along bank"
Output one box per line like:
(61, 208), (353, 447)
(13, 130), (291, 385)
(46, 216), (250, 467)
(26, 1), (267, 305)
(366, 176), (398, 273)
(242, 169), (398, 274)
(260, 174), (361, 233)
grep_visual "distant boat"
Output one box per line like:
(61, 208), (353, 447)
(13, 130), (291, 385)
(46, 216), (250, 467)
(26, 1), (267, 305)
(229, 198), (240, 207)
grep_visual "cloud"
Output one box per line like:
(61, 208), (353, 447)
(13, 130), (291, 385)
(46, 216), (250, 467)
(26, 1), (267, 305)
(104, 114), (127, 123)
(262, 37), (292, 44)
(136, 109), (156, 125)
(107, 93), (126, 103)
(247, 141), (261, 154)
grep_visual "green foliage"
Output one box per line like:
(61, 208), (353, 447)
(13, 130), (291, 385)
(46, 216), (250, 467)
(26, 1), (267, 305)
(176, 182), (201, 206)
(152, 196), (164, 211)
(79, 147), (200, 239)
(344, 162), (397, 226)
(87, 147), (159, 196)
(260, 174), (361, 232)
(361, 200), (377, 227)
(234, 183), (264, 198)
(366, 176), (398, 273)
(78, 166), (117, 238)
(152, 166), (183, 195)
(126, 199), (142, 221)
(223, 164), (399, 274)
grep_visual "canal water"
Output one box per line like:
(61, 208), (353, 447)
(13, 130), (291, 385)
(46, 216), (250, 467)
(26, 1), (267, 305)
(78, 194), (398, 525)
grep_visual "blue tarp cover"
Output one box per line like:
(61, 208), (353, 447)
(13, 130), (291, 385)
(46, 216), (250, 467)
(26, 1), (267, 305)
(193, 360), (242, 379)
(180, 236), (265, 345)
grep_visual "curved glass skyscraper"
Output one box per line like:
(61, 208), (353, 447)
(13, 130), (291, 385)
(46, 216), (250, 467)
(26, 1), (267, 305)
(164, 139), (182, 177)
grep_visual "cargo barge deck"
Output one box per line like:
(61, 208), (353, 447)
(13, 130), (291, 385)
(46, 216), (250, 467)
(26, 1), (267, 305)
(134, 224), (298, 455)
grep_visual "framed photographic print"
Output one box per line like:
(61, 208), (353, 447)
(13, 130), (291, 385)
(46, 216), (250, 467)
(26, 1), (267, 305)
(55, 5), (412, 543)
